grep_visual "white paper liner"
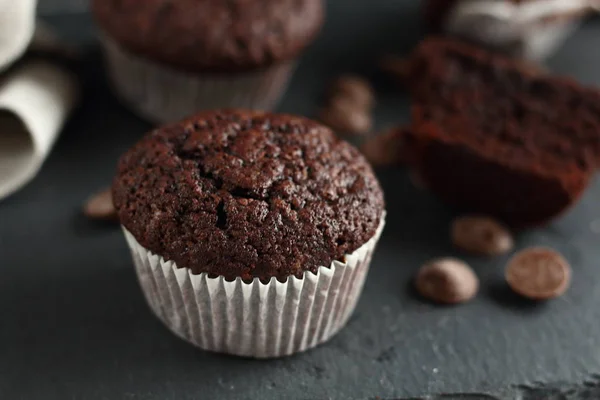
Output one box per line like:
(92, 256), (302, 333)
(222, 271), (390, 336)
(122, 215), (385, 358)
(444, 0), (589, 60)
(100, 34), (295, 124)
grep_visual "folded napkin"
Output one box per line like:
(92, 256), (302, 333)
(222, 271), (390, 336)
(445, 0), (597, 60)
(0, 0), (79, 200)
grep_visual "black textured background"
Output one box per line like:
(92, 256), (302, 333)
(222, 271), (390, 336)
(2, 1), (600, 399)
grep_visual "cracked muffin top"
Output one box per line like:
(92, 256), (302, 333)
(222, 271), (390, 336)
(112, 109), (385, 281)
(92, 0), (325, 73)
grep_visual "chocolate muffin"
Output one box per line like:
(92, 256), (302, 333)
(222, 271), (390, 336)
(92, 0), (325, 122)
(406, 37), (600, 228)
(114, 109), (385, 357)
(423, 0), (591, 60)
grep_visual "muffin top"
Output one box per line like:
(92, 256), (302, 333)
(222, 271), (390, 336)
(92, 0), (324, 73)
(113, 110), (385, 281)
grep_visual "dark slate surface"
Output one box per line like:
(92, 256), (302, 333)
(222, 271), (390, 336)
(2, 1), (600, 399)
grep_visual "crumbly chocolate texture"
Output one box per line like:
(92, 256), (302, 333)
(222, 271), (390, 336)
(113, 110), (384, 281)
(92, 0), (324, 73)
(406, 37), (600, 228)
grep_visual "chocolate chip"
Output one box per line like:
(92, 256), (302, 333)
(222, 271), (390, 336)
(451, 215), (514, 256)
(319, 97), (372, 135)
(415, 258), (479, 304)
(360, 132), (397, 167)
(505, 247), (571, 300)
(380, 54), (411, 85)
(360, 127), (412, 167)
(329, 75), (375, 109)
(83, 188), (118, 221)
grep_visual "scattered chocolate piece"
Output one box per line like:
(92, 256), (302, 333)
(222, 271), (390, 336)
(319, 97), (372, 135)
(505, 247), (571, 300)
(319, 74), (375, 136)
(360, 129), (399, 167)
(415, 258), (478, 304)
(360, 127), (414, 168)
(451, 215), (514, 256)
(83, 188), (118, 221)
(379, 54), (411, 85)
(330, 75), (375, 109)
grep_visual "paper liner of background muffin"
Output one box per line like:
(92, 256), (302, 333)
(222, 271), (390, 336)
(444, 0), (593, 60)
(0, 0), (80, 200)
(122, 215), (385, 358)
(99, 34), (295, 124)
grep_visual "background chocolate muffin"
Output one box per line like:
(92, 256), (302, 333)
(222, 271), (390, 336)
(93, 0), (324, 73)
(114, 109), (386, 357)
(92, 0), (325, 122)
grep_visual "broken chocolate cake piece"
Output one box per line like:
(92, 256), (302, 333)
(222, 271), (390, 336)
(406, 37), (600, 228)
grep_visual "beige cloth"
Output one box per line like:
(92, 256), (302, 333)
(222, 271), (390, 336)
(0, 0), (79, 200)
(445, 0), (596, 60)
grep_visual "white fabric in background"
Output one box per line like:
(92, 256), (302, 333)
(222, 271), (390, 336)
(445, 0), (594, 60)
(0, 0), (79, 200)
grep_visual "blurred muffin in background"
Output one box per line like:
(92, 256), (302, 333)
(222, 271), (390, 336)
(92, 0), (324, 123)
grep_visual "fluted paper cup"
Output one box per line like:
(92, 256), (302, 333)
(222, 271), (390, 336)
(122, 215), (385, 358)
(99, 34), (295, 124)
